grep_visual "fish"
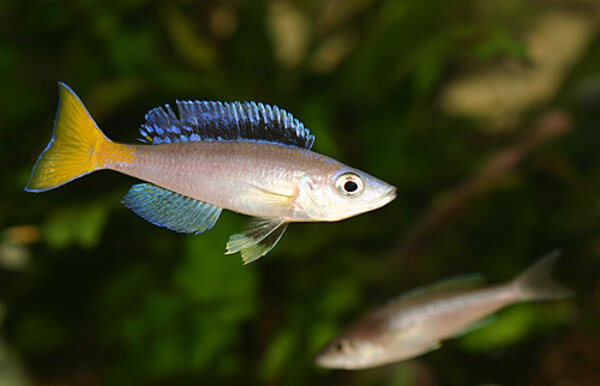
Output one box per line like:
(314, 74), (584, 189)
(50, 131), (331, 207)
(315, 250), (572, 369)
(25, 83), (396, 263)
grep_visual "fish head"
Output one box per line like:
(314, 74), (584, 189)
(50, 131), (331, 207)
(315, 326), (432, 369)
(314, 334), (386, 370)
(296, 167), (396, 221)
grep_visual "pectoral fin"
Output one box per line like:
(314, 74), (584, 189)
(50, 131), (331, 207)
(245, 183), (295, 209)
(226, 218), (289, 264)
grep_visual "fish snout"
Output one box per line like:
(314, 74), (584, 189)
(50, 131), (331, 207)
(314, 351), (340, 369)
(378, 185), (396, 206)
(385, 186), (397, 200)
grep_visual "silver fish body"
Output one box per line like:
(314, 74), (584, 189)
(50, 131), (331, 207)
(315, 251), (572, 369)
(114, 141), (395, 222)
(25, 83), (396, 263)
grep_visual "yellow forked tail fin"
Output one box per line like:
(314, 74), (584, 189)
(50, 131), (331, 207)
(26, 83), (116, 192)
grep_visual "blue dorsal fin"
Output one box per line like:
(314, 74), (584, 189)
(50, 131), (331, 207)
(138, 100), (315, 149)
(122, 183), (222, 234)
(394, 273), (486, 302)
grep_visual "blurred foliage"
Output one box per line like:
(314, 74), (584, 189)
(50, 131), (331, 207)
(1, 0), (600, 385)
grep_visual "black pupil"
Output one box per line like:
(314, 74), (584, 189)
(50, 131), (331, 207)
(336, 343), (344, 351)
(344, 180), (358, 193)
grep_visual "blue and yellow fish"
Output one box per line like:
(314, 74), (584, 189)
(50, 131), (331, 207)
(26, 83), (396, 263)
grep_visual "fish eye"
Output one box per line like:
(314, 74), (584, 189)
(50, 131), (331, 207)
(335, 339), (352, 353)
(335, 173), (364, 197)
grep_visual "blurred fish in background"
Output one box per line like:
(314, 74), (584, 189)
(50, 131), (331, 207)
(316, 251), (572, 369)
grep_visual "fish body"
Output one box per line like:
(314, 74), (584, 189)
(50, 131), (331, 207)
(26, 83), (396, 263)
(112, 141), (388, 221)
(315, 251), (572, 369)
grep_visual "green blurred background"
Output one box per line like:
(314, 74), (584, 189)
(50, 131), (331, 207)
(2, 0), (600, 385)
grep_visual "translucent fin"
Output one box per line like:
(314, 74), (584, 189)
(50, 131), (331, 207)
(226, 218), (288, 264)
(393, 273), (486, 303)
(449, 315), (496, 339)
(25, 83), (126, 192)
(413, 341), (442, 358)
(122, 183), (222, 234)
(513, 250), (573, 301)
(425, 341), (442, 354)
(245, 183), (294, 208)
(139, 100), (314, 149)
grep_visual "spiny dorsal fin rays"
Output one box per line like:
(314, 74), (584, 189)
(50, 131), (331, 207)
(226, 218), (289, 264)
(139, 100), (315, 149)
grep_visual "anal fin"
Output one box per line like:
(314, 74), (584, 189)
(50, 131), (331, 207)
(226, 218), (288, 264)
(423, 341), (442, 355)
(450, 316), (497, 339)
(122, 183), (222, 234)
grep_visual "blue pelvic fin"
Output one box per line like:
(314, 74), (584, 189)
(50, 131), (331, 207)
(122, 183), (222, 234)
(225, 218), (288, 264)
(139, 100), (314, 149)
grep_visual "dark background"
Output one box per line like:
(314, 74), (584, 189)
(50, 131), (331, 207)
(1, 0), (600, 385)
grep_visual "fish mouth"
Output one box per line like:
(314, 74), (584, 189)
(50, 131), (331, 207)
(314, 346), (339, 368)
(315, 353), (363, 370)
(376, 186), (397, 208)
(358, 185), (396, 215)
(384, 186), (397, 201)
(314, 353), (339, 369)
